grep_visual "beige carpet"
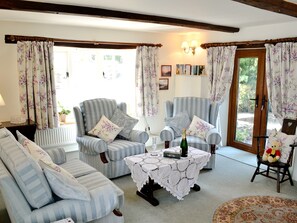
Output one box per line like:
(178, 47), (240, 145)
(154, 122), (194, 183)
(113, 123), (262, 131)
(213, 196), (297, 223)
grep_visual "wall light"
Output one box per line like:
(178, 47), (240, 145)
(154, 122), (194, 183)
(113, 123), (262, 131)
(181, 40), (198, 55)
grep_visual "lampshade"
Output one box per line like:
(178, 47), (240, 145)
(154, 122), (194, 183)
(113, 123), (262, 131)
(0, 94), (5, 106)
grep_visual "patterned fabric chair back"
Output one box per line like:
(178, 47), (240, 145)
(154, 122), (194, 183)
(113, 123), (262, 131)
(171, 97), (219, 126)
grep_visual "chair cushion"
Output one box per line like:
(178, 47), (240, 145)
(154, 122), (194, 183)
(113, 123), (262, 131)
(187, 115), (215, 139)
(60, 159), (97, 178)
(17, 130), (53, 163)
(165, 112), (191, 137)
(107, 139), (145, 161)
(88, 115), (123, 144)
(110, 108), (138, 139)
(40, 159), (91, 201)
(266, 129), (297, 163)
(0, 128), (53, 208)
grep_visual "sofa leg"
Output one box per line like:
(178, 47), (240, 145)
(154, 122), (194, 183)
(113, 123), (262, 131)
(210, 144), (216, 154)
(165, 141), (170, 149)
(100, 152), (108, 163)
(113, 209), (123, 217)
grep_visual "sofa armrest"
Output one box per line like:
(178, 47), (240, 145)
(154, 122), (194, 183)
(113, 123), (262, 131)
(46, 148), (67, 165)
(205, 128), (221, 145)
(76, 135), (108, 155)
(160, 126), (174, 142)
(129, 130), (149, 144)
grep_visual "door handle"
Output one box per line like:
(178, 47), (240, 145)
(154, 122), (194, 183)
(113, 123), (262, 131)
(250, 95), (259, 108)
(261, 95), (267, 111)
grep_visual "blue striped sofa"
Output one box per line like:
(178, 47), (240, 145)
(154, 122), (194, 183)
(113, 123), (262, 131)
(74, 98), (148, 179)
(0, 128), (124, 223)
(160, 97), (221, 169)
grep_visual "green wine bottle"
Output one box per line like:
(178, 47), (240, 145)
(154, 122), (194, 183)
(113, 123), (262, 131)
(180, 128), (188, 157)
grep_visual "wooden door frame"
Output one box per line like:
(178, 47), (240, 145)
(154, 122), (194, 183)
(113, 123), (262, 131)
(227, 49), (267, 154)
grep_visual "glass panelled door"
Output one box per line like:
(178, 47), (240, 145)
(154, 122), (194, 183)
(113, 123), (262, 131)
(227, 49), (270, 154)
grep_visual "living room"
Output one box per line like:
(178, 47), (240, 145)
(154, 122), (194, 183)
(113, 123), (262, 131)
(1, 1), (297, 222)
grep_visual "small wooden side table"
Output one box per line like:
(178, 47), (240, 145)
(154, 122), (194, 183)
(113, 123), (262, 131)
(0, 120), (37, 141)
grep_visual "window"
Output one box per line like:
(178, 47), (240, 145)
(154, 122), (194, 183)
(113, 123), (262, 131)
(54, 47), (137, 121)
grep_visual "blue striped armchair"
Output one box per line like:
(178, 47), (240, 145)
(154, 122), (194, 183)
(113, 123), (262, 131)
(74, 98), (149, 179)
(160, 97), (221, 169)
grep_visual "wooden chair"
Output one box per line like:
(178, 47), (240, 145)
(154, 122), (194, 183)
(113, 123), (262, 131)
(251, 118), (297, 193)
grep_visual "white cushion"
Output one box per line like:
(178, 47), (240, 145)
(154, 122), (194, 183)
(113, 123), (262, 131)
(88, 115), (123, 143)
(110, 108), (138, 139)
(17, 131), (52, 163)
(40, 159), (91, 201)
(267, 129), (297, 163)
(187, 115), (214, 139)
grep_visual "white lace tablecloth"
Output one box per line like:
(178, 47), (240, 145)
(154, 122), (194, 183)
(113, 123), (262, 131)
(124, 146), (211, 200)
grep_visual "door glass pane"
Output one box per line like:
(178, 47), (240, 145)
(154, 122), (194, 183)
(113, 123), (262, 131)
(235, 57), (258, 145)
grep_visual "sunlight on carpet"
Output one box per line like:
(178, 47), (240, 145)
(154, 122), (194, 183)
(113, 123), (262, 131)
(216, 146), (257, 167)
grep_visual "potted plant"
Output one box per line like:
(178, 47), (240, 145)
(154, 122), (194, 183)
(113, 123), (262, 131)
(58, 102), (71, 123)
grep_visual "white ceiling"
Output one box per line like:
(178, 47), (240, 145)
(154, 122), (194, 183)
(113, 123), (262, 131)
(0, 0), (296, 33)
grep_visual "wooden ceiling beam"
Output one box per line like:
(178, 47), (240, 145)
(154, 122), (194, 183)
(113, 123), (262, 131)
(232, 0), (297, 18)
(0, 0), (240, 33)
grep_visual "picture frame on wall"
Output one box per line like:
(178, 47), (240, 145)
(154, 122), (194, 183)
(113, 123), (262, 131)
(176, 64), (185, 75)
(159, 78), (169, 90)
(191, 65), (198, 75)
(198, 65), (206, 75)
(185, 64), (191, 75)
(161, 65), (172, 77)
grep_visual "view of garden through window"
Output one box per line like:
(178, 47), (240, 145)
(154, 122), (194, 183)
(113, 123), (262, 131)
(235, 57), (280, 145)
(54, 47), (136, 122)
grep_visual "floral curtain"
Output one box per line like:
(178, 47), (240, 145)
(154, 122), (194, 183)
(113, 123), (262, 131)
(265, 42), (297, 121)
(135, 46), (159, 117)
(206, 46), (237, 104)
(17, 41), (58, 129)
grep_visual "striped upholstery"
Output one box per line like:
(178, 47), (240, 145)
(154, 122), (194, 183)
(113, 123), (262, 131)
(60, 159), (97, 178)
(74, 98), (148, 179)
(81, 98), (118, 132)
(46, 147), (67, 165)
(0, 129), (53, 208)
(108, 140), (145, 161)
(0, 137), (125, 222)
(160, 97), (221, 169)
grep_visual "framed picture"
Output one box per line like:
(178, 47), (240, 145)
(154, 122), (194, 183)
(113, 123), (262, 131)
(159, 78), (169, 90)
(176, 64), (185, 75)
(161, 65), (172, 77)
(185, 64), (191, 75)
(198, 65), (206, 75)
(191, 65), (198, 75)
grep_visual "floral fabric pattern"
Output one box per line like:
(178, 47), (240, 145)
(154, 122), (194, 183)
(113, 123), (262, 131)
(17, 41), (58, 129)
(265, 42), (297, 120)
(187, 115), (215, 139)
(206, 46), (237, 104)
(135, 46), (159, 117)
(88, 115), (123, 143)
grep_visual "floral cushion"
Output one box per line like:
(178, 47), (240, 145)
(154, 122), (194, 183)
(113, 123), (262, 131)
(40, 159), (91, 201)
(165, 112), (191, 137)
(186, 115), (214, 139)
(266, 129), (297, 163)
(17, 130), (52, 163)
(110, 108), (138, 139)
(88, 115), (123, 143)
